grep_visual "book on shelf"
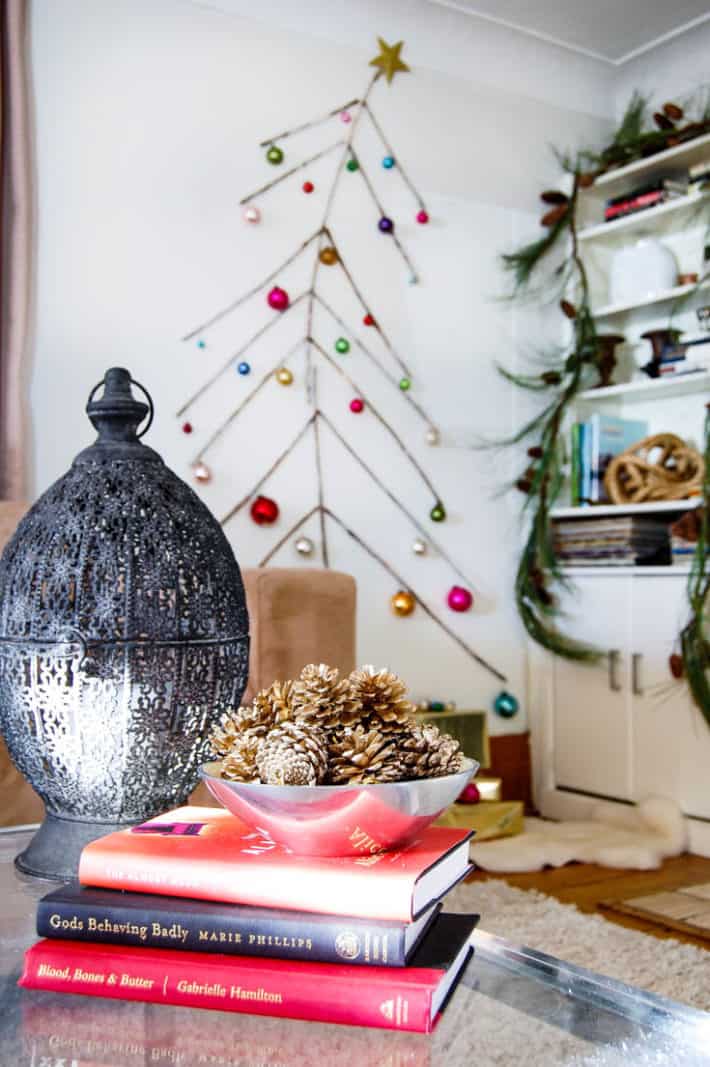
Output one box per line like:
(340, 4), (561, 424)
(37, 884), (441, 967)
(570, 415), (647, 506)
(78, 806), (473, 922)
(552, 514), (672, 566)
(19, 912), (479, 1034)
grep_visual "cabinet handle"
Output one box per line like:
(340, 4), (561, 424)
(608, 649), (622, 692)
(632, 653), (643, 696)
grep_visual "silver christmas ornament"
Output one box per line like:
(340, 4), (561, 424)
(412, 538), (427, 556)
(425, 426), (440, 446)
(295, 537), (314, 557)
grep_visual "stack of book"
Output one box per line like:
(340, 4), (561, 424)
(570, 414), (648, 506)
(19, 805), (478, 1034)
(552, 514), (672, 566)
(657, 336), (710, 378)
(603, 176), (689, 222)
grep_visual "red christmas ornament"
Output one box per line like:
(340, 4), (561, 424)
(416, 210), (429, 224)
(447, 586), (473, 612)
(302, 181), (314, 194)
(458, 782), (480, 804)
(349, 398), (365, 414)
(250, 495), (279, 525)
(182, 422), (193, 435)
(363, 313), (375, 326)
(267, 286), (290, 312)
(669, 653), (684, 679)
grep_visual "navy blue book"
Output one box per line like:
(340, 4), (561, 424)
(36, 885), (441, 968)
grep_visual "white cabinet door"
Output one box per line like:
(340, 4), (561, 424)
(552, 576), (633, 800)
(631, 576), (710, 820)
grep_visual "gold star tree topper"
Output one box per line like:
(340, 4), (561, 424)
(369, 38), (410, 84)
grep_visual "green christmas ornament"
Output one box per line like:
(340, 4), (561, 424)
(429, 701), (445, 712)
(430, 503), (446, 523)
(494, 690), (519, 718)
(335, 337), (350, 354)
(346, 158), (359, 172)
(266, 145), (284, 165)
(399, 377), (411, 391)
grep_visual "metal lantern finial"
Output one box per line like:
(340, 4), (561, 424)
(0, 368), (250, 878)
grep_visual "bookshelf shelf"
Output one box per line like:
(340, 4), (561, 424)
(578, 190), (710, 243)
(575, 370), (710, 404)
(560, 564), (691, 576)
(592, 279), (710, 320)
(551, 500), (701, 519)
(588, 132), (710, 198)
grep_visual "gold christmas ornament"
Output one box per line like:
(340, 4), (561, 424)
(276, 367), (294, 386)
(391, 590), (416, 616)
(318, 246), (339, 266)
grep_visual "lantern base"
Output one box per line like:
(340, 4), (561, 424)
(15, 812), (137, 881)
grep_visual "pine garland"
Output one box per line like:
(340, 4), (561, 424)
(499, 92), (710, 711)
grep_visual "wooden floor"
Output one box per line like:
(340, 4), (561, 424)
(468, 852), (710, 950)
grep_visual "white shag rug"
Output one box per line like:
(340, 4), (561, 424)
(469, 796), (688, 872)
(447, 877), (710, 1011)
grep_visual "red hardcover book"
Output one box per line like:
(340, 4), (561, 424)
(19, 914), (478, 1034)
(78, 807), (472, 922)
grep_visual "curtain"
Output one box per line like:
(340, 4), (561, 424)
(0, 0), (31, 501)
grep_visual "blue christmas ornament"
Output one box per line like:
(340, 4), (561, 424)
(382, 155), (395, 169)
(197, 339), (206, 349)
(493, 690), (519, 719)
(237, 361), (251, 375)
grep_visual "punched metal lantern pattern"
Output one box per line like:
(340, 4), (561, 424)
(0, 368), (250, 877)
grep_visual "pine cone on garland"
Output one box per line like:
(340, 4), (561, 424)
(292, 663), (363, 728)
(348, 665), (416, 733)
(400, 723), (464, 779)
(328, 724), (406, 784)
(257, 720), (329, 786)
(220, 732), (262, 783)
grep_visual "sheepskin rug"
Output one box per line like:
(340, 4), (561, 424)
(469, 796), (688, 872)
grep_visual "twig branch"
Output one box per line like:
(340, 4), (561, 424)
(362, 102), (426, 211)
(221, 416), (315, 526)
(313, 413), (329, 567)
(239, 141), (346, 205)
(259, 98), (362, 147)
(324, 506), (507, 683)
(258, 506), (320, 566)
(348, 150), (419, 281)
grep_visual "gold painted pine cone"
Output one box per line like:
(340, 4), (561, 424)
(257, 720), (329, 786)
(220, 731), (262, 783)
(348, 665), (414, 730)
(400, 723), (464, 778)
(292, 662), (363, 728)
(328, 724), (406, 785)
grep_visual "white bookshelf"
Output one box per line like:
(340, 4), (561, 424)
(578, 189), (710, 244)
(551, 500), (701, 520)
(592, 279), (710, 320)
(575, 370), (710, 403)
(589, 132), (710, 197)
(560, 564), (692, 576)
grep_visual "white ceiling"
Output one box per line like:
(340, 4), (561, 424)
(430, 0), (710, 63)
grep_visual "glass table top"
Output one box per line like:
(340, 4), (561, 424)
(1, 828), (709, 1066)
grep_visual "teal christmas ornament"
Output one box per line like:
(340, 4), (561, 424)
(494, 691), (519, 719)
(197, 339), (206, 349)
(382, 156), (395, 169)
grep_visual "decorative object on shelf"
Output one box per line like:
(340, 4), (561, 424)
(447, 586), (473, 612)
(604, 433), (704, 504)
(678, 272), (699, 286)
(250, 495), (280, 525)
(391, 590), (416, 616)
(593, 334), (625, 388)
(0, 369), (250, 879)
(698, 306), (710, 332)
(640, 328), (683, 379)
(608, 236), (677, 307)
(275, 367), (294, 386)
(493, 90), (710, 670)
(177, 39), (507, 686)
(267, 286), (290, 311)
(493, 690), (519, 719)
(242, 205), (261, 224)
(415, 700), (457, 713)
(294, 536), (315, 557)
(458, 782), (481, 804)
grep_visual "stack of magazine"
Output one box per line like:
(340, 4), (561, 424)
(553, 515), (671, 566)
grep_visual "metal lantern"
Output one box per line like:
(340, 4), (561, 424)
(0, 368), (250, 878)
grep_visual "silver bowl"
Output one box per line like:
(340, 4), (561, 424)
(199, 758), (478, 856)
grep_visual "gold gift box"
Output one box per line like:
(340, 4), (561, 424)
(473, 776), (502, 802)
(435, 800), (523, 841)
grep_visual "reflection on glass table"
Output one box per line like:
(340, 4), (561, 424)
(1, 828), (709, 1066)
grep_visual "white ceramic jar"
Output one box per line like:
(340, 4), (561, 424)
(609, 236), (678, 306)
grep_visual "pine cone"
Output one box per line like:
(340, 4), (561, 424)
(292, 663), (362, 728)
(219, 731), (262, 782)
(348, 665), (414, 733)
(328, 724), (406, 785)
(257, 720), (329, 786)
(252, 680), (296, 727)
(400, 723), (464, 779)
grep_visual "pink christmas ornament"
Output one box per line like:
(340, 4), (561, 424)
(243, 205), (261, 224)
(447, 585), (473, 612)
(349, 398), (365, 414)
(267, 286), (290, 312)
(416, 210), (429, 224)
(458, 782), (480, 804)
(339, 110), (352, 123)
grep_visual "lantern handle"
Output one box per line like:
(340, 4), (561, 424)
(87, 375), (154, 439)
